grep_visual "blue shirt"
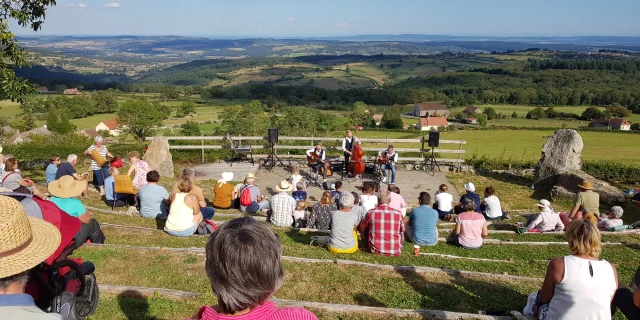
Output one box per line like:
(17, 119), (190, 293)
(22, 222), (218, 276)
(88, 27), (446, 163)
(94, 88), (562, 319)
(292, 190), (307, 201)
(104, 176), (115, 201)
(0, 294), (61, 320)
(50, 197), (86, 217)
(409, 205), (439, 246)
(460, 192), (482, 213)
(138, 183), (170, 219)
(45, 164), (58, 184)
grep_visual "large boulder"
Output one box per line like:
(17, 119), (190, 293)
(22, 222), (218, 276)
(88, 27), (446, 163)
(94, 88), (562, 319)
(143, 136), (174, 177)
(534, 129), (584, 189)
(550, 171), (626, 204)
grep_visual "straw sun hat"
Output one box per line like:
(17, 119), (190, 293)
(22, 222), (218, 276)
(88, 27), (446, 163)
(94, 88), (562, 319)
(275, 180), (293, 192)
(48, 176), (87, 199)
(578, 181), (594, 190)
(0, 196), (61, 278)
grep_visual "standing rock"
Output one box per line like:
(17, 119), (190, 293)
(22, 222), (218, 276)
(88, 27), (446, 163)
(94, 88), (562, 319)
(534, 129), (584, 189)
(143, 136), (174, 177)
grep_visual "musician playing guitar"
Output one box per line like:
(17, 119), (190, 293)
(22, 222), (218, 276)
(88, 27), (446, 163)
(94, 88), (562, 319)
(378, 145), (399, 184)
(341, 130), (360, 174)
(306, 143), (328, 183)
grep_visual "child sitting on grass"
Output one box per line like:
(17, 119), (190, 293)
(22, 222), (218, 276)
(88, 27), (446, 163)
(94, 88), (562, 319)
(292, 200), (307, 228)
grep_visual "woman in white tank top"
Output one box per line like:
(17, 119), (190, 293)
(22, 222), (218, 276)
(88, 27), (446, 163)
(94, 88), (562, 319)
(535, 219), (618, 320)
(165, 177), (202, 237)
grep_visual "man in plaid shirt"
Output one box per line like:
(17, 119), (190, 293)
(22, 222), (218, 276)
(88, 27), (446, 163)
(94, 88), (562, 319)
(269, 180), (297, 227)
(358, 191), (405, 256)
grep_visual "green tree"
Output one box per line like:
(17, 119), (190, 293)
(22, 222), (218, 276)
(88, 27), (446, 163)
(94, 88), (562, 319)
(19, 107), (36, 131)
(0, 0), (56, 103)
(180, 121), (201, 136)
(385, 117), (404, 129)
(476, 114), (488, 128)
(605, 105), (631, 118)
(200, 90), (212, 104)
(345, 65), (351, 74)
(526, 107), (546, 120)
(160, 87), (180, 101)
(581, 107), (604, 121)
(46, 106), (75, 134)
(177, 101), (196, 118)
(219, 100), (269, 136)
(348, 101), (375, 127)
(117, 98), (167, 141)
(483, 107), (497, 120)
(92, 91), (119, 113)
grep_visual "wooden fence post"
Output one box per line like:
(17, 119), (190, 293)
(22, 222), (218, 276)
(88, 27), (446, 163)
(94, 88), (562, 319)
(457, 139), (463, 172)
(201, 135), (205, 163)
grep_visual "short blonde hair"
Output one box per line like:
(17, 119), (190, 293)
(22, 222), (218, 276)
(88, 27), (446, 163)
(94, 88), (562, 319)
(566, 219), (602, 258)
(128, 151), (141, 159)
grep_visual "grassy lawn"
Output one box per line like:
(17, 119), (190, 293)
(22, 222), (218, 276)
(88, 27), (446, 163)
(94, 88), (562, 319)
(0, 100), (22, 117)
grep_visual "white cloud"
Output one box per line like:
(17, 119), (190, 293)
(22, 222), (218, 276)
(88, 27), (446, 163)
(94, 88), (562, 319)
(78, 3), (87, 8)
(287, 17), (295, 21)
(105, 2), (121, 8)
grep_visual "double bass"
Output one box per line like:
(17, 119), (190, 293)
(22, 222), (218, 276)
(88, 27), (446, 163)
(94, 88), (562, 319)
(348, 128), (365, 176)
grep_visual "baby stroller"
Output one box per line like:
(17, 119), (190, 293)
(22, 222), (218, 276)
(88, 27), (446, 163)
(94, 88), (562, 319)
(0, 192), (100, 320)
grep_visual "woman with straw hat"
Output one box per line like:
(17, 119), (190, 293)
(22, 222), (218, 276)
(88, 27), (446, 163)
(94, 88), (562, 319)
(0, 196), (62, 319)
(48, 176), (105, 246)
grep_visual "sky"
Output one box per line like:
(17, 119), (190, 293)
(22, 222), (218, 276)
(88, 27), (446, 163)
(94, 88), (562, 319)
(11, 0), (640, 37)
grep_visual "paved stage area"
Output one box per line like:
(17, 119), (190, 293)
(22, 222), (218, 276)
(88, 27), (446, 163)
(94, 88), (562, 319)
(192, 161), (458, 206)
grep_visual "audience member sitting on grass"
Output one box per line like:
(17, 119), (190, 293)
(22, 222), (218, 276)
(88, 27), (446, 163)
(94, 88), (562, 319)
(350, 191), (368, 224)
(83, 136), (113, 196)
(232, 174), (249, 209)
(213, 172), (234, 209)
(561, 180), (600, 227)
(358, 191), (405, 256)
(165, 177), (202, 237)
(481, 186), (510, 220)
(455, 182), (481, 214)
(138, 170), (169, 219)
(328, 192), (360, 254)
(447, 198), (488, 250)
(359, 183), (378, 212)
(194, 216), (318, 320)
(523, 199), (564, 233)
(45, 155), (61, 184)
(49, 176), (105, 247)
(292, 182), (307, 201)
(172, 168), (215, 220)
(292, 200), (307, 228)
(103, 167), (135, 208)
(308, 191), (336, 231)
(388, 184), (407, 215)
(126, 151), (150, 190)
(238, 175), (270, 214)
(1, 158), (47, 200)
(597, 206), (624, 231)
(268, 181), (296, 227)
(55, 154), (89, 197)
(331, 181), (344, 209)
(0, 196), (62, 320)
(524, 219), (618, 319)
(407, 192), (438, 247)
(434, 184), (453, 219)
(610, 265), (640, 320)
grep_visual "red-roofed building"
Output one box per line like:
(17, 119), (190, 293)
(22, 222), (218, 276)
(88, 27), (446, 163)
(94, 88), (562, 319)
(588, 118), (631, 131)
(63, 88), (81, 95)
(95, 118), (120, 136)
(418, 116), (449, 131)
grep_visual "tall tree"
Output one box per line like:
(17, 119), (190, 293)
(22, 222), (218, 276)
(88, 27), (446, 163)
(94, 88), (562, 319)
(219, 100), (269, 136)
(581, 107), (604, 121)
(46, 106), (75, 134)
(180, 121), (201, 136)
(348, 101), (375, 127)
(92, 91), (119, 113)
(117, 98), (167, 141)
(483, 107), (497, 120)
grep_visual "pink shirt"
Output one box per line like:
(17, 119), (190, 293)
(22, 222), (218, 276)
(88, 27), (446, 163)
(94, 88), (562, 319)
(194, 301), (317, 320)
(456, 212), (486, 248)
(388, 192), (406, 212)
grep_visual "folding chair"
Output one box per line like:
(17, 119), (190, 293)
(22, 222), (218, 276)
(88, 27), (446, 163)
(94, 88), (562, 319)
(226, 132), (253, 166)
(113, 175), (139, 210)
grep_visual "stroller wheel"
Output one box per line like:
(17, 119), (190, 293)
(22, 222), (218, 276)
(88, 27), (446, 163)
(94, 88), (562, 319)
(74, 273), (99, 318)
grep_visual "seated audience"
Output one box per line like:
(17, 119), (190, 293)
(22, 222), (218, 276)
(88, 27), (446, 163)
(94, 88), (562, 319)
(172, 168), (215, 220)
(529, 219), (617, 319)
(103, 167), (135, 208)
(455, 182), (481, 214)
(49, 176), (105, 247)
(232, 175), (248, 209)
(0, 196), (63, 320)
(213, 172), (234, 209)
(597, 206), (624, 231)
(524, 199), (564, 232)
(448, 198), (488, 250)
(126, 151), (150, 189)
(238, 175), (270, 214)
(194, 216), (317, 320)
(166, 177), (202, 237)
(1, 158), (47, 199)
(45, 155), (61, 184)
(55, 154), (89, 197)
(359, 183), (378, 212)
(138, 170), (170, 219)
(292, 200), (307, 228)
(611, 265), (640, 320)
(434, 184), (453, 219)
(331, 181), (344, 209)
(292, 182), (307, 201)
(407, 192), (438, 247)
(388, 184), (406, 215)
(268, 181), (296, 227)
(561, 180), (600, 227)
(358, 191), (405, 256)
(328, 193), (360, 254)
(308, 191), (336, 231)
(350, 191), (368, 224)
(481, 186), (509, 220)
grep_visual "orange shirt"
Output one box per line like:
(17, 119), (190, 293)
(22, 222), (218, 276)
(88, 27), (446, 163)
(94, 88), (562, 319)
(213, 182), (234, 208)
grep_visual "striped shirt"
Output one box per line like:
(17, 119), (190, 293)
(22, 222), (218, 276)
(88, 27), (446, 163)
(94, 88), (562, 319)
(194, 301), (317, 320)
(360, 204), (405, 256)
(86, 145), (108, 170)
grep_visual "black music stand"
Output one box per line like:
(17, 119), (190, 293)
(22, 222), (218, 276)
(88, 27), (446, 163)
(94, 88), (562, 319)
(307, 160), (325, 190)
(420, 148), (441, 176)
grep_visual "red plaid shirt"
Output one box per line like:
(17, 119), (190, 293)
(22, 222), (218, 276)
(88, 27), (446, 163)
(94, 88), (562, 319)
(360, 204), (405, 256)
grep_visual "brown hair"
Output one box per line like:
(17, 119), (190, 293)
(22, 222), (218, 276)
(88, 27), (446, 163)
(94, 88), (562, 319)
(320, 191), (334, 205)
(128, 151), (141, 159)
(49, 155), (60, 163)
(146, 170), (160, 183)
(295, 200), (306, 211)
(177, 176), (193, 193)
(485, 186), (496, 196)
(439, 184), (448, 192)
(4, 158), (18, 171)
(566, 219), (602, 258)
(362, 184), (374, 194)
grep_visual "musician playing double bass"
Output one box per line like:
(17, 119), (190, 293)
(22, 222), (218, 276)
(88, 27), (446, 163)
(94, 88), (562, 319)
(378, 145), (399, 184)
(341, 130), (360, 172)
(306, 143), (328, 183)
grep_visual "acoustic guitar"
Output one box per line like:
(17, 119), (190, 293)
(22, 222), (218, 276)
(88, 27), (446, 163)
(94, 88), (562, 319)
(307, 149), (333, 176)
(378, 153), (391, 165)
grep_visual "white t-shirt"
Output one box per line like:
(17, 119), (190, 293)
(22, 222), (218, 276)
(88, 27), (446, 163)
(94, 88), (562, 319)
(435, 192), (453, 212)
(483, 195), (503, 218)
(359, 194), (378, 212)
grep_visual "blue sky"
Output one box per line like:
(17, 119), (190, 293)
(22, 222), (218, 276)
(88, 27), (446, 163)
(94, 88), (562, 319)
(12, 0), (640, 37)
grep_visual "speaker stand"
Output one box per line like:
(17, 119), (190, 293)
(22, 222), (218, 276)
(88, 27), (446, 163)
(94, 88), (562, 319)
(420, 149), (441, 176)
(263, 144), (284, 172)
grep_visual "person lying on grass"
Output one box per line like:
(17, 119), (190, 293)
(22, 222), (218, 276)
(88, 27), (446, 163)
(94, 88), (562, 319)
(447, 198), (488, 250)
(193, 216), (317, 320)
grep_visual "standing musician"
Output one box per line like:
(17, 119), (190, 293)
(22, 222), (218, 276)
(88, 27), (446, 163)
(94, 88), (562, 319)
(306, 143), (328, 183)
(378, 145), (399, 184)
(341, 130), (360, 172)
